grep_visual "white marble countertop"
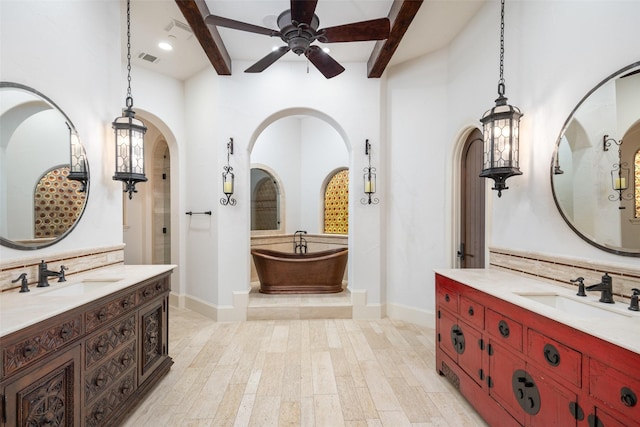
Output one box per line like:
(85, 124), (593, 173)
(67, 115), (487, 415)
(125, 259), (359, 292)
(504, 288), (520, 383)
(0, 264), (176, 338)
(434, 268), (640, 355)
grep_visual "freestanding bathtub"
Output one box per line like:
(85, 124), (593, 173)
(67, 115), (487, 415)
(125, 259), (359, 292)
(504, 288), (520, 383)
(251, 248), (348, 294)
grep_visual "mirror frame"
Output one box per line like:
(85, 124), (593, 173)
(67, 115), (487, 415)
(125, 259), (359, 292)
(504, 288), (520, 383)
(0, 81), (90, 250)
(550, 61), (640, 257)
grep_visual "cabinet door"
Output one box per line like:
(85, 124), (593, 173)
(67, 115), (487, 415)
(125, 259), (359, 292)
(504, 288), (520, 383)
(587, 407), (630, 427)
(457, 320), (484, 386)
(527, 367), (577, 427)
(488, 340), (526, 425)
(3, 344), (81, 426)
(138, 297), (169, 384)
(437, 308), (460, 362)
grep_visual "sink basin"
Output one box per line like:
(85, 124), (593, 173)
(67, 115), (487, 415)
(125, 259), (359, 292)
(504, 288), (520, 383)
(516, 293), (631, 319)
(38, 278), (122, 297)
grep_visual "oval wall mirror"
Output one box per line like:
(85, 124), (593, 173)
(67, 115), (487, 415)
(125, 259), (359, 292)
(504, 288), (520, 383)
(0, 82), (89, 250)
(551, 61), (640, 256)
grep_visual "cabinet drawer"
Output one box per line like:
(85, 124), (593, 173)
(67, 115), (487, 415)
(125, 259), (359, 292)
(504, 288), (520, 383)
(85, 314), (136, 369)
(85, 291), (136, 333)
(85, 368), (137, 427)
(436, 284), (458, 314)
(138, 276), (170, 305)
(85, 341), (136, 404)
(486, 309), (522, 352)
(2, 315), (82, 377)
(527, 329), (581, 388)
(590, 357), (640, 420)
(459, 296), (484, 329)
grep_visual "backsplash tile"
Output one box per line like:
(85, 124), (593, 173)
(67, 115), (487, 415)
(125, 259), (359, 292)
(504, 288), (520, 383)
(490, 247), (640, 301)
(0, 245), (124, 292)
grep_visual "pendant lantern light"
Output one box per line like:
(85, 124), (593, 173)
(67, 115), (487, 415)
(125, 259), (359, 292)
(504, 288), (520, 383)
(479, 0), (522, 197)
(112, 0), (147, 199)
(66, 123), (88, 192)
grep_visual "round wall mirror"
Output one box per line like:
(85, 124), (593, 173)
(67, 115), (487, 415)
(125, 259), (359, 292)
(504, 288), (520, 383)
(551, 62), (640, 257)
(0, 82), (89, 250)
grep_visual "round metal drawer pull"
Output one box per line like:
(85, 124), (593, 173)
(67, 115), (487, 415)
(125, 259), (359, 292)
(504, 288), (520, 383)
(621, 387), (637, 407)
(23, 345), (37, 358)
(543, 343), (560, 367)
(59, 326), (72, 339)
(445, 294), (450, 302)
(498, 320), (510, 338)
(468, 307), (474, 316)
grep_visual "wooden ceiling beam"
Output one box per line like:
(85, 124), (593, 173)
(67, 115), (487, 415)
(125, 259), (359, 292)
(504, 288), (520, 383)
(175, 0), (231, 75)
(367, 0), (424, 78)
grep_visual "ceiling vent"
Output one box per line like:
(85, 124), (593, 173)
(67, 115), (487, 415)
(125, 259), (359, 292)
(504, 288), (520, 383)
(164, 19), (193, 40)
(137, 52), (160, 64)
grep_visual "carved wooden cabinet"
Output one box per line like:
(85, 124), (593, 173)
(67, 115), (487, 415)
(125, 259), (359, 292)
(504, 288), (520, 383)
(0, 271), (173, 426)
(435, 273), (640, 427)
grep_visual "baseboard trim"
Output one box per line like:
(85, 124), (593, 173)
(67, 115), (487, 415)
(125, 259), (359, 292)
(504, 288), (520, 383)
(386, 302), (435, 328)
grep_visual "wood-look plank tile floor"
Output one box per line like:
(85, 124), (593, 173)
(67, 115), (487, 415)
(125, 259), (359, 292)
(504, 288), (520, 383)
(123, 307), (488, 427)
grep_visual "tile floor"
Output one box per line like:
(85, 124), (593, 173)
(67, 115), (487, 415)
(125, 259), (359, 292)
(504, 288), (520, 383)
(123, 307), (489, 426)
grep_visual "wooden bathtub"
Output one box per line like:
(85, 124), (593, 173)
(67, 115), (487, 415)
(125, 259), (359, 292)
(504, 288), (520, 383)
(251, 248), (348, 294)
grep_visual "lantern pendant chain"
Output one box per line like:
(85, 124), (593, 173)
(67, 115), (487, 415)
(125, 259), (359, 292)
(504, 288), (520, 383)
(126, 0), (133, 108)
(498, 0), (505, 97)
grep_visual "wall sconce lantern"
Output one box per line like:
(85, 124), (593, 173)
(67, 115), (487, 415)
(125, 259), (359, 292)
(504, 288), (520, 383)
(66, 123), (88, 192)
(361, 139), (379, 205)
(112, 0), (147, 200)
(603, 135), (632, 208)
(479, 0), (523, 198)
(221, 138), (237, 206)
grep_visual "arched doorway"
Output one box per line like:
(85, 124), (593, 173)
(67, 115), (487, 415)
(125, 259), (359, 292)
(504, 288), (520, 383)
(122, 116), (176, 269)
(152, 141), (171, 264)
(458, 128), (486, 268)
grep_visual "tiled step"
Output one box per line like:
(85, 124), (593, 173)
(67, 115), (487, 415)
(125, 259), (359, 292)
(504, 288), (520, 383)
(247, 284), (352, 320)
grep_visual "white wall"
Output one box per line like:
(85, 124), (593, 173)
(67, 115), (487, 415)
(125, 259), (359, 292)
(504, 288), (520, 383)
(183, 60), (383, 310)
(0, 0), (123, 260)
(383, 0), (640, 315)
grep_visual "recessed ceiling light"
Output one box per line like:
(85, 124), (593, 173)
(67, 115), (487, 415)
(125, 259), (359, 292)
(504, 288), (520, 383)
(158, 35), (176, 51)
(322, 47), (330, 53)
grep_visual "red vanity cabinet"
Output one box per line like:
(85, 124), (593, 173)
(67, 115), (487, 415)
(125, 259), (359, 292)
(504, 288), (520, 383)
(435, 273), (640, 427)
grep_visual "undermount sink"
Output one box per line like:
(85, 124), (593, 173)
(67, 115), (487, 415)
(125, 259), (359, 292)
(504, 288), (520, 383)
(516, 292), (631, 319)
(38, 278), (122, 297)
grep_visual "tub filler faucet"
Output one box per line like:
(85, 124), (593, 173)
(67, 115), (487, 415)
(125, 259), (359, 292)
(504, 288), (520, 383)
(585, 273), (614, 304)
(294, 230), (308, 254)
(38, 260), (67, 287)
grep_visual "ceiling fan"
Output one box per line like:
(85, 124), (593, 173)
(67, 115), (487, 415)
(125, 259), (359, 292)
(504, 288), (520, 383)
(204, 0), (391, 79)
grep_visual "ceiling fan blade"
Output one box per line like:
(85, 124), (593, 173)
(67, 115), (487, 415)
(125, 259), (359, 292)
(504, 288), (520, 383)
(245, 47), (291, 73)
(318, 18), (390, 43)
(290, 0), (318, 26)
(205, 15), (279, 37)
(304, 46), (345, 79)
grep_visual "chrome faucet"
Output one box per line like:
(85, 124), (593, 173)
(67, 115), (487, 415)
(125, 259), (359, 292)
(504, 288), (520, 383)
(294, 230), (308, 254)
(37, 260), (67, 287)
(585, 273), (614, 304)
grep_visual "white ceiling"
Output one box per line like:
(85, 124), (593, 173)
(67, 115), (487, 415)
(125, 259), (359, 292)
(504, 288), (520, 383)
(130, 0), (485, 81)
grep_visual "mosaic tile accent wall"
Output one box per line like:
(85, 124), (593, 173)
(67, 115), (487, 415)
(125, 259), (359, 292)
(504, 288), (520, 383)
(34, 167), (86, 238)
(324, 169), (349, 234)
(489, 247), (640, 301)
